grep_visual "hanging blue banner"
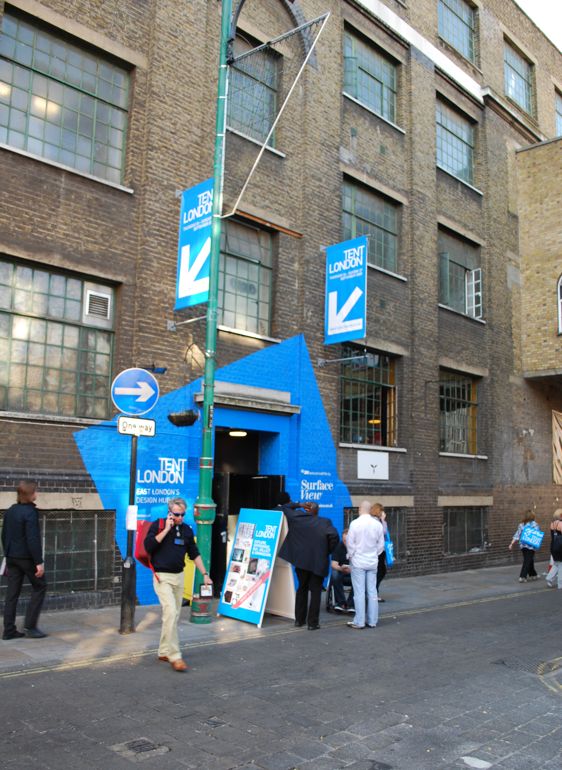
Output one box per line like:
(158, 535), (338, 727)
(175, 178), (213, 310)
(324, 235), (368, 345)
(217, 508), (284, 627)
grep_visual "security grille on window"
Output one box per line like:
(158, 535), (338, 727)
(438, 230), (482, 319)
(0, 259), (114, 418)
(342, 181), (398, 273)
(227, 35), (278, 146)
(343, 31), (397, 123)
(344, 506), (406, 561)
(504, 43), (533, 115)
(0, 11), (129, 183)
(436, 101), (474, 184)
(439, 371), (478, 454)
(218, 219), (273, 336)
(438, 0), (476, 62)
(340, 345), (396, 447)
(443, 506), (488, 555)
(556, 92), (562, 137)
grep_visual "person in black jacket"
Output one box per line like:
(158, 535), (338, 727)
(277, 494), (339, 630)
(2, 480), (47, 640)
(144, 497), (212, 672)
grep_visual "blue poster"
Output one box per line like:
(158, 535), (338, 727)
(175, 178), (213, 310)
(324, 235), (367, 345)
(217, 508), (284, 627)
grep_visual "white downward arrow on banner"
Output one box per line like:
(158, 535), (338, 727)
(114, 381), (156, 402)
(178, 237), (211, 298)
(328, 286), (364, 333)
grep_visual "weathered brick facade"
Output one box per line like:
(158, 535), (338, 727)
(1, 0), (561, 600)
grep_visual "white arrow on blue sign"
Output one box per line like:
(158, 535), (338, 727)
(111, 368), (159, 416)
(324, 235), (368, 345)
(175, 178), (213, 310)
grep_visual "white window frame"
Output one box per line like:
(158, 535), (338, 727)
(558, 275), (562, 334)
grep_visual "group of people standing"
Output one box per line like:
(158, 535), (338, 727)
(509, 508), (562, 586)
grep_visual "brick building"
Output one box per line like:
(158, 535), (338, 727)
(0, 0), (561, 606)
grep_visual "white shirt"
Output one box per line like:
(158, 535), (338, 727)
(347, 514), (385, 570)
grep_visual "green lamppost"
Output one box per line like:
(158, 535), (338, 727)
(190, 0), (233, 623)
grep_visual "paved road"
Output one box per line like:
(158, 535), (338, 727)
(0, 566), (560, 770)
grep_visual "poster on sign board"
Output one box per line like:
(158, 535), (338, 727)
(217, 508), (284, 627)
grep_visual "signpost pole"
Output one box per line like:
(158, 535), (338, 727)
(190, 0), (232, 624)
(119, 433), (138, 634)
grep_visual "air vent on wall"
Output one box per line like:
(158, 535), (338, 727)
(87, 290), (111, 319)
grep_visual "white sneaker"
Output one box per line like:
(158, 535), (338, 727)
(518, 577), (527, 583)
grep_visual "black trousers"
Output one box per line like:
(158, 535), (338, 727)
(520, 548), (537, 579)
(295, 568), (324, 627)
(3, 557), (47, 634)
(376, 551), (387, 591)
(331, 570), (354, 607)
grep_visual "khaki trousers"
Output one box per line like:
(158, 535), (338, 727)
(153, 571), (184, 662)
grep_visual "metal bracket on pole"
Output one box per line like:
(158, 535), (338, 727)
(317, 352), (371, 368)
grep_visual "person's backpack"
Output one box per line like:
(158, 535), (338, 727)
(134, 518), (165, 577)
(551, 530), (562, 561)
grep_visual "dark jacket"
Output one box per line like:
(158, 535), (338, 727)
(278, 505), (339, 577)
(144, 520), (200, 573)
(1, 502), (43, 565)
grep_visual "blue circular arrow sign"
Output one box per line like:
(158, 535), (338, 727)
(111, 368), (159, 416)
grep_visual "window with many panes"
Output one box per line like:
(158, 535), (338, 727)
(343, 30), (397, 123)
(218, 219), (273, 336)
(443, 507), (488, 555)
(438, 229), (482, 318)
(342, 181), (399, 273)
(438, 0), (476, 62)
(227, 35), (278, 146)
(345, 506), (407, 560)
(436, 100), (474, 184)
(0, 259), (114, 419)
(556, 92), (562, 137)
(504, 42), (533, 115)
(439, 370), (478, 454)
(340, 345), (396, 447)
(0, 11), (129, 184)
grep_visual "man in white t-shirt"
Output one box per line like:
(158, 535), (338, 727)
(346, 500), (385, 629)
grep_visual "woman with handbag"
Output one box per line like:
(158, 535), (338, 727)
(508, 511), (540, 583)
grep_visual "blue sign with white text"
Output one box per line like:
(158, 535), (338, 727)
(175, 178), (214, 310)
(111, 368), (159, 416)
(324, 235), (367, 345)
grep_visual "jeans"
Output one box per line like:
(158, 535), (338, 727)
(3, 557), (47, 634)
(351, 565), (378, 627)
(153, 571), (184, 662)
(546, 560), (562, 588)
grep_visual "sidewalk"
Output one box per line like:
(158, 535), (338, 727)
(0, 560), (553, 675)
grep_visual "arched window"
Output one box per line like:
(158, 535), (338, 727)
(558, 276), (562, 334)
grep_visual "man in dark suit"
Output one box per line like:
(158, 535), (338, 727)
(277, 494), (339, 630)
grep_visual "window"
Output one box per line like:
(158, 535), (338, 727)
(556, 92), (562, 137)
(340, 345), (396, 446)
(438, 0), (476, 62)
(218, 219), (273, 335)
(443, 507), (488, 555)
(0, 259), (114, 418)
(439, 230), (482, 318)
(345, 506), (407, 560)
(343, 31), (397, 123)
(227, 35), (278, 145)
(558, 275), (562, 334)
(342, 181), (399, 272)
(436, 101), (474, 184)
(0, 12), (129, 183)
(439, 371), (478, 454)
(504, 42), (533, 115)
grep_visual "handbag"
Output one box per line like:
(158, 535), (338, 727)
(520, 524), (544, 550)
(384, 534), (395, 567)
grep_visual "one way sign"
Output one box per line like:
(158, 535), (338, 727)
(175, 178), (213, 310)
(324, 236), (367, 345)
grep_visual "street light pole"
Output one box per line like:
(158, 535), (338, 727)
(190, 0), (233, 623)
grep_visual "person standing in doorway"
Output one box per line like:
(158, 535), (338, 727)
(144, 497), (212, 671)
(346, 500), (385, 629)
(2, 480), (48, 640)
(509, 511), (540, 582)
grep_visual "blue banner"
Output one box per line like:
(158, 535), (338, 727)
(217, 508), (284, 627)
(175, 178), (213, 310)
(324, 235), (367, 345)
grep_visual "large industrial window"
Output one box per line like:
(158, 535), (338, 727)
(438, 0), (475, 62)
(345, 506), (406, 561)
(436, 100), (474, 184)
(218, 219), (273, 336)
(340, 345), (396, 447)
(439, 370), (478, 454)
(227, 35), (278, 146)
(342, 181), (398, 272)
(0, 259), (114, 418)
(556, 92), (562, 137)
(438, 229), (482, 319)
(504, 42), (533, 115)
(343, 31), (397, 123)
(0, 11), (129, 183)
(443, 507), (488, 555)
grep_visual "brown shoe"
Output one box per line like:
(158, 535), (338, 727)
(158, 655), (169, 662)
(170, 659), (188, 672)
